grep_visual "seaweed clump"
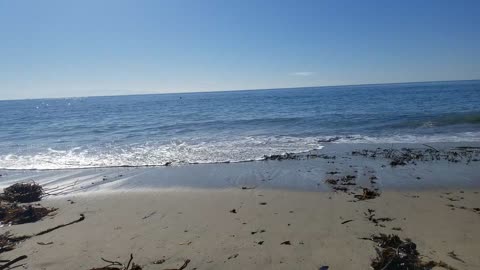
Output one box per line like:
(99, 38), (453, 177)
(352, 147), (480, 166)
(368, 234), (456, 270)
(0, 182), (54, 226)
(2, 182), (44, 203)
(263, 153), (335, 161)
(355, 188), (380, 201)
(324, 175), (357, 192)
(364, 209), (394, 227)
(0, 203), (54, 225)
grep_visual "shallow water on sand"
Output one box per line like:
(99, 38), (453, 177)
(1, 143), (479, 194)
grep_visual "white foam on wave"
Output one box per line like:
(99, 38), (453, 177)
(0, 136), (323, 170)
(1, 132), (479, 170)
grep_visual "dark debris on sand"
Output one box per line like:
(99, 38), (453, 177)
(364, 209), (394, 227)
(363, 234), (457, 270)
(90, 254), (142, 270)
(0, 182), (56, 227)
(446, 204), (480, 215)
(263, 153), (335, 161)
(0, 203), (55, 225)
(324, 175), (358, 192)
(0, 255), (28, 270)
(325, 179), (338, 185)
(324, 174), (382, 202)
(0, 232), (29, 254)
(354, 188), (380, 201)
(164, 259), (191, 270)
(338, 175), (356, 186)
(0, 214), (85, 255)
(1, 182), (56, 226)
(352, 146), (480, 166)
(1, 182), (44, 203)
(447, 251), (465, 263)
(332, 186), (348, 192)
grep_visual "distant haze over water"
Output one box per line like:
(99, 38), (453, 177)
(0, 80), (479, 170)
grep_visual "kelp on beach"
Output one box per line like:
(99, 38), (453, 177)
(352, 146), (480, 166)
(363, 234), (457, 270)
(0, 182), (83, 269)
(1, 182), (44, 203)
(0, 203), (54, 225)
(0, 182), (54, 226)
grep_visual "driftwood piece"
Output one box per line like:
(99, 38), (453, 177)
(142, 211), (156, 220)
(448, 251), (465, 263)
(164, 259), (190, 270)
(91, 254), (142, 270)
(35, 214), (85, 236)
(0, 214), (85, 254)
(0, 255), (28, 270)
(341, 219), (354, 224)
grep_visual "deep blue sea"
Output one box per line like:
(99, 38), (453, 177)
(0, 80), (479, 170)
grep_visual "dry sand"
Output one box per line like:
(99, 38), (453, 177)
(2, 188), (480, 270)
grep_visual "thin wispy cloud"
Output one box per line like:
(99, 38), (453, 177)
(290, 72), (314, 76)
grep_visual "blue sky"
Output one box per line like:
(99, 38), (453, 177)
(0, 0), (479, 100)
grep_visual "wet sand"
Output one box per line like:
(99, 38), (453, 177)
(1, 142), (480, 192)
(1, 142), (480, 269)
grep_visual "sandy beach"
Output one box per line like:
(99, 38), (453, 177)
(1, 143), (480, 269)
(2, 189), (479, 270)
(1, 1), (479, 269)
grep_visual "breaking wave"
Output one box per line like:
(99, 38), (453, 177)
(1, 132), (479, 170)
(0, 136), (323, 170)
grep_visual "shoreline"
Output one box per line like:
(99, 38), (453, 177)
(1, 142), (479, 194)
(1, 141), (479, 269)
(1, 141), (480, 172)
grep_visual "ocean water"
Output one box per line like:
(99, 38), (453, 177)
(0, 80), (479, 170)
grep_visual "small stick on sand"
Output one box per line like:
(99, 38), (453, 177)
(35, 214), (85, 236)
(0, 255), (28, 270)
(164, 259), (191, 270)
(341, 219), (354, 224)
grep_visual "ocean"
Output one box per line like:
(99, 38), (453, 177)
(0, 80), (479, 170)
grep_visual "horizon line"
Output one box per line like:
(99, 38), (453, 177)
(1, 78), (479, 102)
